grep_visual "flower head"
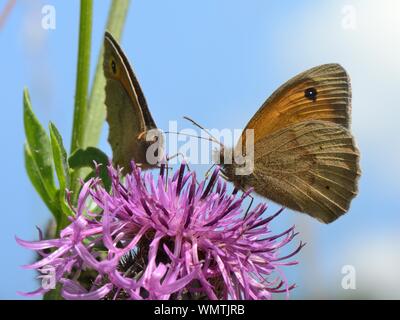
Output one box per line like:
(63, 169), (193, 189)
(17, 162), (303, 300)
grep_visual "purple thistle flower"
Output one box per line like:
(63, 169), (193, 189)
(17, 162), (303, 300)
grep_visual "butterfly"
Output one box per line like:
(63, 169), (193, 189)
(103, 31), (163, 174)
(218, 64), (361, 223)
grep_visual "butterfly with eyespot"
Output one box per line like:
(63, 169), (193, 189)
(103, 31), (163, 174)
(218, 64), (361, 223)
(102, 32), (360, 223)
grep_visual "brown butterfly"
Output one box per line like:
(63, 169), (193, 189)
(218, 64), (361, 223)
(103, 31), (162, 173)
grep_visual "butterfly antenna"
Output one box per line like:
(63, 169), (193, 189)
(164, 131), (217, 143)
(183, 116), (224, 148)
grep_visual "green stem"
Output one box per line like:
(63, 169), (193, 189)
(83, 0), (131, 148)
(71, 0), (93, 153)
(70, 0), (93, 195)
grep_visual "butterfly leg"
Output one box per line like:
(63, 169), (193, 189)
(217, 170), (255, 218)
(166, 153), (200, 185)
(158, 153), (196, 189)
(244, 194), (254, 219)
(204, 164), (216, 179)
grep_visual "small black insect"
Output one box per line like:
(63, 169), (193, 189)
(304, 87), (318, 101)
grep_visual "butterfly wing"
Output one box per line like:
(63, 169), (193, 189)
(243, 64), (351, 145)
(244, 120), (360, 223)
(103, 31), (158, 172)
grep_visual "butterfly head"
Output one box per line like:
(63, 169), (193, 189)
(213, 147), (252, 189)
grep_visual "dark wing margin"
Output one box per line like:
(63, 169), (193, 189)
(104, 31), (157, 130)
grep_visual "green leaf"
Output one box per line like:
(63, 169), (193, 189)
(59, 197), (74, 221)
(23, 88), (57, 200)
(84, 0), (131, 148)
(69, 147), (109, 169)
(49, 123), (70, 191)
(24, 144), (59, 221)
(49, 123), (74, 224)
(69, 147), (111, 191)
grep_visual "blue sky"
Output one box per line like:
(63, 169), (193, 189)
(1, 0), (399, 299)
